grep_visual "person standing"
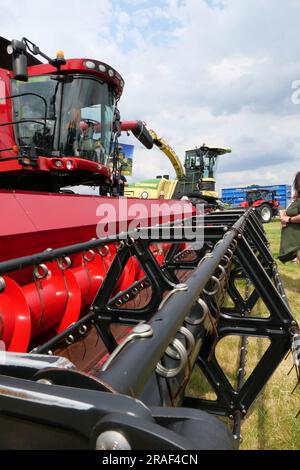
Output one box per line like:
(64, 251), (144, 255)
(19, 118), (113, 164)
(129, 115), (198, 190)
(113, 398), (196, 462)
(279, 172), (300, 263)
(112, 169), (127, 196)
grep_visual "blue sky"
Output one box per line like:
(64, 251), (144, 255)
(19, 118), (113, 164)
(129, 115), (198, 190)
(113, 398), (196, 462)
(109, 0), (183, 50)
(0, 0), (300, 190)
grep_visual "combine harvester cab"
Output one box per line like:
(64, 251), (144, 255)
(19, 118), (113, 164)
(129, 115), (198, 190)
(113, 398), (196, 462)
(0, 38), (299, 450)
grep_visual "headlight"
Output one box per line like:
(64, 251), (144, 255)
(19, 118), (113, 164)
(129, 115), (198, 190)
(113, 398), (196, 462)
(84, 61), (96, 70)
(6, 45), (13, 55)
(141, 192), (149, 199)
(54, 160), (63, 168)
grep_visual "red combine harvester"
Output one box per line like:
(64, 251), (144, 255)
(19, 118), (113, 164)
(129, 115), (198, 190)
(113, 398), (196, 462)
(0, 37), (299, 450)
(0, 36), (192, 349)
(238, 188), (279, 223)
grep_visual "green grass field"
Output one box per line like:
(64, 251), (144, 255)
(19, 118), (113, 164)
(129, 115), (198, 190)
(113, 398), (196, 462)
(240, 221), (300, 450)
(188, 220), (300, 449)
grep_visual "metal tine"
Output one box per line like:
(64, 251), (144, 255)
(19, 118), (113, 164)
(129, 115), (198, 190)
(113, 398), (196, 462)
(285, 350), (292, 361)
(291, 380), (300, 395)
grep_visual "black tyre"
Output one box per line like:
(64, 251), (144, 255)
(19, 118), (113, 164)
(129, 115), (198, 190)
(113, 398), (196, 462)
(258, 203), (272, 223)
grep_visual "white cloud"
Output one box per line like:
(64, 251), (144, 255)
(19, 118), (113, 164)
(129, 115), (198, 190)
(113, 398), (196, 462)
(210, 56), (267, 82)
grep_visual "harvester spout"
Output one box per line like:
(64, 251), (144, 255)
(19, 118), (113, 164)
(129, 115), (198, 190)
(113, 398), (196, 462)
(149, 129), (186, 180)
(121, 120), (154, 149)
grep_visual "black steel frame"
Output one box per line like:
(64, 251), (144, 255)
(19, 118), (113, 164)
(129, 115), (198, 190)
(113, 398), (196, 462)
(0, 208), (298, 449)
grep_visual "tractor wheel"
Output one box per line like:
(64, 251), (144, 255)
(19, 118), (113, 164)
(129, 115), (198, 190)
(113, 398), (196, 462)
(258, 203), (272, 223)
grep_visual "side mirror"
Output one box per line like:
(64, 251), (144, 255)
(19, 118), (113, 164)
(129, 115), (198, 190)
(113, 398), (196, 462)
(7, 39), (28, 82)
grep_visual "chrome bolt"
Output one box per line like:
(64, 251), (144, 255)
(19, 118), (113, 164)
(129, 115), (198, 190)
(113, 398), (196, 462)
(96, 431), (131, 450)
(37, 379), (53, 385)
(0, 277), (6, 293)
(66, 335), (75, 345)
(79, 325), (88, 335)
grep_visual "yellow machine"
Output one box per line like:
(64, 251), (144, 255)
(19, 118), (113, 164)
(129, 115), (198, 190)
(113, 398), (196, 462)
(149, 130), (185, 180)
(125, 177), (178, 200)
(125, 130), (231, 206)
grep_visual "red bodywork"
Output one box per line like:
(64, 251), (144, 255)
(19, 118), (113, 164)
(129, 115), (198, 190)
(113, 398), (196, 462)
(0, 190), (193, 352)
(0, 48), (194, 355)
(238, 199), (279, 209)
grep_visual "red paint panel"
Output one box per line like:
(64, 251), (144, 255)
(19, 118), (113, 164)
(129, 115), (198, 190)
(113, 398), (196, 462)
(0, 191), (194, 261)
